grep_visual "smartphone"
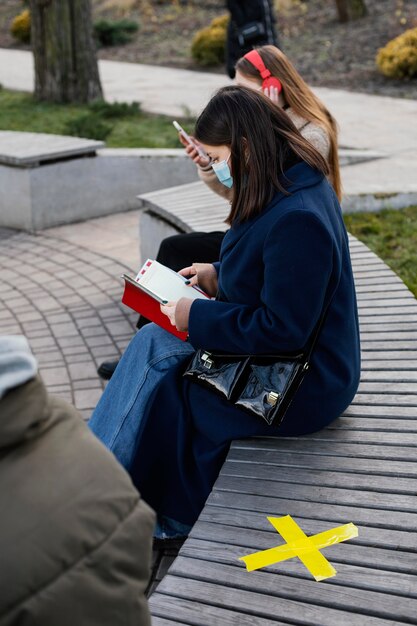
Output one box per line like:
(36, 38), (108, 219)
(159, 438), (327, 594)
(173, 120), (208, 159)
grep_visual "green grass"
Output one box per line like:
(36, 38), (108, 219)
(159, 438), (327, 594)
(0, 88), (195, 148)
(344, 206), (417, 298)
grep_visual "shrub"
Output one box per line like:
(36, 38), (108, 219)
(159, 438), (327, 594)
(64, 114), (113, 141)
(10, 9), (31, 44)
(94, 19), (139, 47)
(88, 100), (141, 118)
(376, 28), (417, 79)
(191, 13), (229, 66)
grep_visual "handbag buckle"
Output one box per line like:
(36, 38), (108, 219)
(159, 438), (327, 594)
(201, 352), (214, 370)
(267, 391), (280, 406)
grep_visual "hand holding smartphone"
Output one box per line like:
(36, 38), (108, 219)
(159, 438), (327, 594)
(173, 120), (209, 160)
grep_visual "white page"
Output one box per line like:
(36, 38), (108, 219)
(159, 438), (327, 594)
(136, 260), (209, 303)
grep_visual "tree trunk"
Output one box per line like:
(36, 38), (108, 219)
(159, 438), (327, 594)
(334, 0), (368, 23)
(29, 0), (103, 103)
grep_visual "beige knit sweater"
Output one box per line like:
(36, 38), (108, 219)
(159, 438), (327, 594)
(197, 108), (330, 202)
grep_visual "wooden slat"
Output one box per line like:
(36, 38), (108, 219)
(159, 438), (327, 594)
(231, 438), (414, 459)
(177, 540), (417, 604)
(198, 505), (417, 552)
(150, 594), (288, 626)
(153, 577), (401, 626)
(207, 490), (416, 532)
(227, 446), (417, 478)
(213, 475), (417, 513)
(167, 556), (417, 621)
(220, 460), (417, 494)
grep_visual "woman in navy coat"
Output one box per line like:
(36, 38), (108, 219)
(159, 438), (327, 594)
(89, 86), (360, 536)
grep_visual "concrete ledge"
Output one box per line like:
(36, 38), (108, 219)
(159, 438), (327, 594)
(342, 191), (417, 213)
(0, 139), (198, 230)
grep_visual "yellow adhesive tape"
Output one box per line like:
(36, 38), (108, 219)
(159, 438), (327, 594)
(239, 515), (358, 582)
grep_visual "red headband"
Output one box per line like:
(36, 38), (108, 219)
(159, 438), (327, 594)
(243, 50), (282, 93)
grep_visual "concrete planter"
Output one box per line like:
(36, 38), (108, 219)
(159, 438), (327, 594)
(0, 132), (198, 231)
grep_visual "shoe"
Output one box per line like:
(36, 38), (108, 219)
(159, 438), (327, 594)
(97, 360), (119, 380)
(152, 536), (187, 553)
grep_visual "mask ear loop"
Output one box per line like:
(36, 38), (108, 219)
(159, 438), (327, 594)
(243, 49), (283, 93)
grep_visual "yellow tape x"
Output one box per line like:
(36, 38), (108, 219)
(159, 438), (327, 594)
(239, 515), (358, 582)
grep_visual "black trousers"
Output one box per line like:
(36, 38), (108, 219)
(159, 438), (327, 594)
(137, 231), (225, 329)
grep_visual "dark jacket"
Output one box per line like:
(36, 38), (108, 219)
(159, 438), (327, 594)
(226, 0), (279, 77)
(0, 376), (155, 626)
(130, 162), (361, 527)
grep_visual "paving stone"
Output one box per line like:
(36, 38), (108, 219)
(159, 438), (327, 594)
(0, 310), (14, 321)
(0, 323), (23, 334)
(104, 320), (135, 336)
(28, 335), (58, 350)
(36, 351), (65, 366)
(15, 311), (44, 323)
(91, 346), (120, 358)
(77, 311), (101, 331)
(85, 334), (114, 348)
(74, 388), (103, 411)
(72, 379), (103, 391)
(46, 384), (72, 396)
(24, 327), (53, 339)
(49, 322), (79, 338)
(21, 320), (49, 331)
(57, 335), (85, 348)
(80, 325), (109, 338)
(39, 367), (70, 386)
(46, 312), (73, 325)
(68, 361), (99, 381)
(64, 353), (93, 364)
(30, 297), (61, 312)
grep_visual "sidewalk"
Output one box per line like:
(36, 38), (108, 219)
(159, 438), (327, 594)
(1, 48), (417, 197)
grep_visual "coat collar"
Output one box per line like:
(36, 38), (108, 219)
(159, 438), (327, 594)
(221, 162), (325, 259)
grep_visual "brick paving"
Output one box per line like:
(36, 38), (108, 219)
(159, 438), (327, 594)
(0, 227), (138, 419)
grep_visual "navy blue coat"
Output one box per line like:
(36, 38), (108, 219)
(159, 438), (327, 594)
(131, 162), (361, 526)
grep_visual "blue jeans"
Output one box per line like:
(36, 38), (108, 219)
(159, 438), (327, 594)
(89, 323), (195, 538)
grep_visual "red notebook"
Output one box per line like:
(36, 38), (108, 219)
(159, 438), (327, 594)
(121, 259), (209, 341)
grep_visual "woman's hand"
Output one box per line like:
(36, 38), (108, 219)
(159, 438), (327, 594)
(263, 86), (280, 105)
(178, 134), (211, 168)
(160, 298), (192, 332)
(178, 263), (218, 298)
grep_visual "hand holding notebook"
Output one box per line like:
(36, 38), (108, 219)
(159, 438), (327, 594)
(121, 259), (210, 340)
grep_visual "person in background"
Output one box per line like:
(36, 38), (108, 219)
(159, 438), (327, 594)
(90, 86), (360, 542)
(0, 336), (155, 626)
(225, 0), (279, 78)
(98, 44), (341, 380)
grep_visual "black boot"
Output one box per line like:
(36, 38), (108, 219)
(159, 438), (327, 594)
(97, 360), (119, 380)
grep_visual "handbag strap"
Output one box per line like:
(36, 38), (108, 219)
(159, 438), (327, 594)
(304, 278), (340, 365)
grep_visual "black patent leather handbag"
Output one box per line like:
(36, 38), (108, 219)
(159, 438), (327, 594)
(183, 302), (331, 428)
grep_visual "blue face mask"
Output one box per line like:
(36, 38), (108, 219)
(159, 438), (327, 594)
(211, 153), (233, 189)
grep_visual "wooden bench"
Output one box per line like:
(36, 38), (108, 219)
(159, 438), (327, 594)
(138, 183), (417, 625)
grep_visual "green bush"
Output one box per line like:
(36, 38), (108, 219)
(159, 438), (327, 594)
(94, 19), (139, 47)
(88, 100), (141, 118)
(64, 114), (113, 141)
(376, 27), (417, 79)
(10, 9), (31, 44)
(191, 13), (229, 66)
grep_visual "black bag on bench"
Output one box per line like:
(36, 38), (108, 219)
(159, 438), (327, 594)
(183, 301), (331, 428)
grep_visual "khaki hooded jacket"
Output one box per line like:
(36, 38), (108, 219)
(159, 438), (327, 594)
(0, 376), (155, 626)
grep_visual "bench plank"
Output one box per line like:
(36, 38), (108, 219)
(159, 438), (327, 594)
(167, 556), (417, 621)
(152, 577), (400, 626)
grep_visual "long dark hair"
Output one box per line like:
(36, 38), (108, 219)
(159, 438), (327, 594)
(236, 45), (342, 201)
(194, 86), (329, 225)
